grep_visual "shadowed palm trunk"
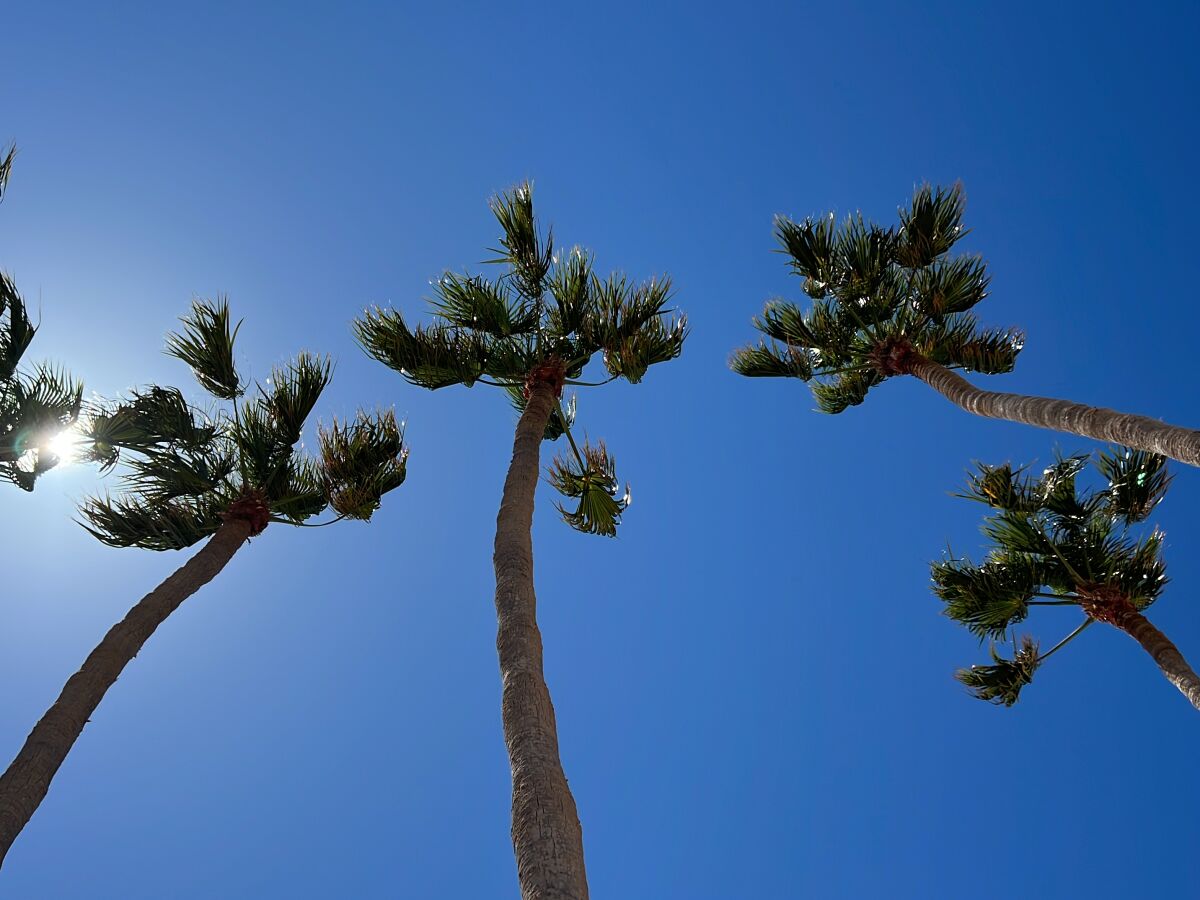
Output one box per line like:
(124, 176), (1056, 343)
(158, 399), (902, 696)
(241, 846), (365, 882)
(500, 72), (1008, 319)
(493, 378), (589, 900)
(0, 517), (252, 868)
(1111, 609), (1200, 712)
(907, 355), (1200, 467)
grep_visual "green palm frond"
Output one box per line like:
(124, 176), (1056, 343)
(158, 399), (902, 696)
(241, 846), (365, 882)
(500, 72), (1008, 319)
(0, 273), (37, 380)
(488, 182), (554, 300)
(933, 554), (1045, 640)
(600, 312), (687, 384)
(431, 272), (537, 337)
(82, 386), (216, 471)
(774, 212), (838, 293)
(896, 183), (968, 268)
(1097, 447), (1171, 524)
(260, 352), (333, 445)
(811, 368), (883, 414)
(355, 308), (492, 389)
(0, 145), (14, 202)
(546, 247), (595, 335)
(547, 438), (628, 537)
(165, 298), (244, 400)
(955, 636), (1040, 707)
(728, 342), (816, 380)
(318, 409), (408, 520)
(79, 492), (227, 550)
(269, 455), (329, 523)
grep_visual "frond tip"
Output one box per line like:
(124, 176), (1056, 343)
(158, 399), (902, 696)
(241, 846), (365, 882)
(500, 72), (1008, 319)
(955, 636), (1040, 706)
(547, 438), (629, 537)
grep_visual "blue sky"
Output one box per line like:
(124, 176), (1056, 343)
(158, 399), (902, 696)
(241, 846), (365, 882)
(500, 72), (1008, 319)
(3, 2), (1199, 897)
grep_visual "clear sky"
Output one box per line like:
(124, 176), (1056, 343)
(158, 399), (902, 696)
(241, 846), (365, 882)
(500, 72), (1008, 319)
(3, 2), (1199, 897)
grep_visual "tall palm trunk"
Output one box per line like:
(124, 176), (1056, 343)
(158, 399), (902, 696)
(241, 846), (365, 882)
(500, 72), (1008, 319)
(1110, 609), (1200, 712)
(906, 355), (1200, 467)
(0, 517), (252, 867)
(493, 378), (589, 900)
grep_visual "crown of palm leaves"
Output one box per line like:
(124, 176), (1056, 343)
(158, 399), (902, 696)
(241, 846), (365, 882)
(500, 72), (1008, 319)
(79, 298), (407, 550)
(933, 447), (1170, 705)
(355, 182), (686, 536)
(731, 184), (1023, 414)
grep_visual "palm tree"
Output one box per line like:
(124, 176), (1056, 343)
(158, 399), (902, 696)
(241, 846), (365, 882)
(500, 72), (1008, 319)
(355, 183), (686, 900)
(0, 298), (408, 867)
(1, 146), (84, 490)
(730, 185), (1200, 467)
(931, 447), (1200, 711)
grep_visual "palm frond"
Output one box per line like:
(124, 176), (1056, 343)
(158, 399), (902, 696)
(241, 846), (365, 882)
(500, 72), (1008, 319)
(810, 368), (883, 414)
(488, 182), (553, 300)
(269, 454), (329, 523)
(82, 386), (217, 470)
(933, 555), (1043, 640)
(547, 438), (628, 537)
(774, 212), (838, 294)
(260, 352), (333, 445)
(431, 272), (537, 337)
(0, 272), (37, 380)
(355, 308), (491, 389)
(1097, 447), (1170, 525)
(546, 246), (595, 336)
(78, 492), (226, 551)
(318, 409), (408, 521)
(165, 297), (244, 400)
(0, 145), (14, 202)
(896, 183), (967, 268)
(955, 636), (1040, 706)
(728, 342), (816, 380)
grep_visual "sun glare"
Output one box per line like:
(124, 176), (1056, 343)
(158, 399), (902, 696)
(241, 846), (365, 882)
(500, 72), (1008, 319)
(45, 426), (85, 466)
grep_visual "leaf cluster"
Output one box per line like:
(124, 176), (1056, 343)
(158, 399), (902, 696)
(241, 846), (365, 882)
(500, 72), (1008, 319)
(933, 448), (1171, 705)
(355, 183), (686, 397)
(79, 299), (406, 550)
(731, 184), (1023, 414)
(1, 152), (85, 491)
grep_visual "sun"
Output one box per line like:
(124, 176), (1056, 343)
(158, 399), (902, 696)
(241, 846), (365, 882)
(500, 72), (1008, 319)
(44, 426), (85, 465)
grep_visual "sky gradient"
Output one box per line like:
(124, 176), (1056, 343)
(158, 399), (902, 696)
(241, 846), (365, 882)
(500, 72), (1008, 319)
(3, 3), (1199, 897)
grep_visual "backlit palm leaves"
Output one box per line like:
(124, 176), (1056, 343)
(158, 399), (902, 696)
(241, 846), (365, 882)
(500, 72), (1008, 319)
(79, 298), (407, 550)
(732, 184), (1019, 413)
(356, 182), (684, 536)
(0, 148), (84, 490)
(931, 448), (1192, 707)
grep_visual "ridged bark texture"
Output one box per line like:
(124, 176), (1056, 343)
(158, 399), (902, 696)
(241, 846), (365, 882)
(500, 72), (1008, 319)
(907, 356), (1200, 467)
(1113, 609), (1200, 712)
(493, 379), (589, 900)
(0, 518), (252, 868)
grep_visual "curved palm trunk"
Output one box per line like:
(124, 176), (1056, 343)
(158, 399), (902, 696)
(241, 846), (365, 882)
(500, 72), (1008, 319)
(493, 379), (589, 900)
(1112, 610), (1200, 712)
(0, 517), (252, 868)
(907, 355), (1200, 467)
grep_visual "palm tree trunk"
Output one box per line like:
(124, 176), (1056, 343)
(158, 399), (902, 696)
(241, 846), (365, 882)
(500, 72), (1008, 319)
(1112, 609), (1200, 712)
(0, 517), (252, 868)
(906, 355), (1200, 467)
(493, 378), (589, 900)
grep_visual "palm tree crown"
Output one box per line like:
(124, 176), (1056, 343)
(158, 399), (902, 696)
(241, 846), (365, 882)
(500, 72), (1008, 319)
(932, 448), (1183, 707)
(80, 297), (406, 548)
(731, 184), (1020, 413)
(355, 182), (686, 535)
(1, 147), (84, 490)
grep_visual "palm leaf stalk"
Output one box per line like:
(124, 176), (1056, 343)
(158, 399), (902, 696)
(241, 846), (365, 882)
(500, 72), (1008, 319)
(932, 447), (1200, 710)
(0, 298), (408, 868)
(731, 184), (1200, 467)
(0, 146), (84, 491)
(356, 182), (685, 900)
